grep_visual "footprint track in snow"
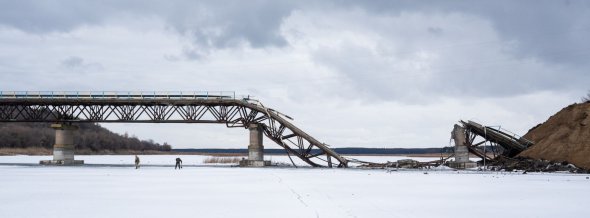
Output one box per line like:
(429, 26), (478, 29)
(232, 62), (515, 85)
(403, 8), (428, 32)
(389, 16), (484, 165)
(272, 173), (319, 217)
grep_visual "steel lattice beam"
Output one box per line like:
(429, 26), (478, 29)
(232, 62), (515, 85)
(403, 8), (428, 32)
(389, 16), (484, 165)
(0, 98), (348, 167)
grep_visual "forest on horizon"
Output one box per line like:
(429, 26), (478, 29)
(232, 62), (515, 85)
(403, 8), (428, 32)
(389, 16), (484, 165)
(0, 122), (171, 152)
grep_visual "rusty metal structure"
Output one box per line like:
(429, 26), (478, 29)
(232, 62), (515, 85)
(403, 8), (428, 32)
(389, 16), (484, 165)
(458, 120), (534, 160)
(0, 91), (348, 167)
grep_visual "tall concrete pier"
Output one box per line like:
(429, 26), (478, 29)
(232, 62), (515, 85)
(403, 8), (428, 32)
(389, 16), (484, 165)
(240, 124), (270, 167)
(40, 124), (84, 165)
(449, 124), (476, 169)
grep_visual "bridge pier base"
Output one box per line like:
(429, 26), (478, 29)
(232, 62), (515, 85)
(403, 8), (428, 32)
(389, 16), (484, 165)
(40, 124), (84, 165)
(240, 124), (270, 167)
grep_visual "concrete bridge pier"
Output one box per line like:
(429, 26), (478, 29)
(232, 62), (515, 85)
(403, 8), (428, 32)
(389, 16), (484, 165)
(449, 124), (476, 169)
(240, 124), (270, 167)
(40, 124), (84, 165)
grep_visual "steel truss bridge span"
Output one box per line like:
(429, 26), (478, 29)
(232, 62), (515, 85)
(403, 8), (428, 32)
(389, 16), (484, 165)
(0, 95), (348, 168)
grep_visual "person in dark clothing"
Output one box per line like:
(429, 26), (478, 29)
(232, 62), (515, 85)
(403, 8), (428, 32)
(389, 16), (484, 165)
(135, 155), (140, 169)
(175, 157), (182, 169)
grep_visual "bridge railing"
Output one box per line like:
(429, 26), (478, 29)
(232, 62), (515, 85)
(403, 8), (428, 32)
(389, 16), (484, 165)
(0, 91), (237, 100)
(485, 125), (534, 147)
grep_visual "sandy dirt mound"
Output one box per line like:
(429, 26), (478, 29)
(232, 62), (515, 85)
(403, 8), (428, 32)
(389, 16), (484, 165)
(519, 102), (590, 169)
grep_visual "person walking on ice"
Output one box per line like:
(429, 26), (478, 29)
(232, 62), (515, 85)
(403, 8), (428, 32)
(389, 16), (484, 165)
(135, 155), (140, 169)
(175, 157), (182, 169)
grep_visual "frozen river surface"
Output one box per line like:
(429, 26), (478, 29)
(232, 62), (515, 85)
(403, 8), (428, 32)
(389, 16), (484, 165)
(0, 155), (588, 218)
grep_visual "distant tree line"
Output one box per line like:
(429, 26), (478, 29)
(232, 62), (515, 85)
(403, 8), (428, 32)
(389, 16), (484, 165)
(0, 122), (172, 152)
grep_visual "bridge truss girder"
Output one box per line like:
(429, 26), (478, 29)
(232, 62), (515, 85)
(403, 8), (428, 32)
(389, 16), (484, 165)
(464, 130), (500, 161)
(0, 99), (348, 168)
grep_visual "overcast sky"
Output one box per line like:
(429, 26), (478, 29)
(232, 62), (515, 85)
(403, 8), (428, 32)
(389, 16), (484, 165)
(1, 0), (589, 149)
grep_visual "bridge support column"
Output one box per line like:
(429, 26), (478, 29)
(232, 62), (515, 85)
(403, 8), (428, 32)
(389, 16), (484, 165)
(449, 124), (476, 169)
(40, 124), (84, 165)
(240, 124), (270, 167)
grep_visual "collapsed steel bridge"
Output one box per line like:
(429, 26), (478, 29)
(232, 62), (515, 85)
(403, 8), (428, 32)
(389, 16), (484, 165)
(459, 120), (534, 159)
(0, 91), (348, 167)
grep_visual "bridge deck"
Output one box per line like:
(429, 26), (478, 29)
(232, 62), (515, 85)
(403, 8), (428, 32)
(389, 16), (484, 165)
(0, 91), (237, 100)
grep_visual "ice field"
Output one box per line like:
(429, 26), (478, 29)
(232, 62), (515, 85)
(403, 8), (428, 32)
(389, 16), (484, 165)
(0, 154), (440, 166)
(1, 155), (588, 218)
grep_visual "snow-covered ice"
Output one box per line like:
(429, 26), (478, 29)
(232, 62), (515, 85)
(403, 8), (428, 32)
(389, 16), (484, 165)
(0, 154), (440, 166)
(0, 155), (588, 218)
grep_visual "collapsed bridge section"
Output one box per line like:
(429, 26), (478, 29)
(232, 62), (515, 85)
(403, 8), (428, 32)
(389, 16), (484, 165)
(450, 119), (534, 167)
(449, 120), (534, 168)
(0, 91), (348, 167)
(460, 120), (534, 158)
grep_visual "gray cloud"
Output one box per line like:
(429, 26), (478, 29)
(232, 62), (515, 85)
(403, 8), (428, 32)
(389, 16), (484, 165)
(0, 1), (112, 33)
(345, 0), (590, 67)
(0, 0), (295, 58)
(59, 56), (104, 73)
(300, 1), (590, 102)
(61, 56), (84, 68)
(1, 1), (587, 99)
(2, 1), (588, 64)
